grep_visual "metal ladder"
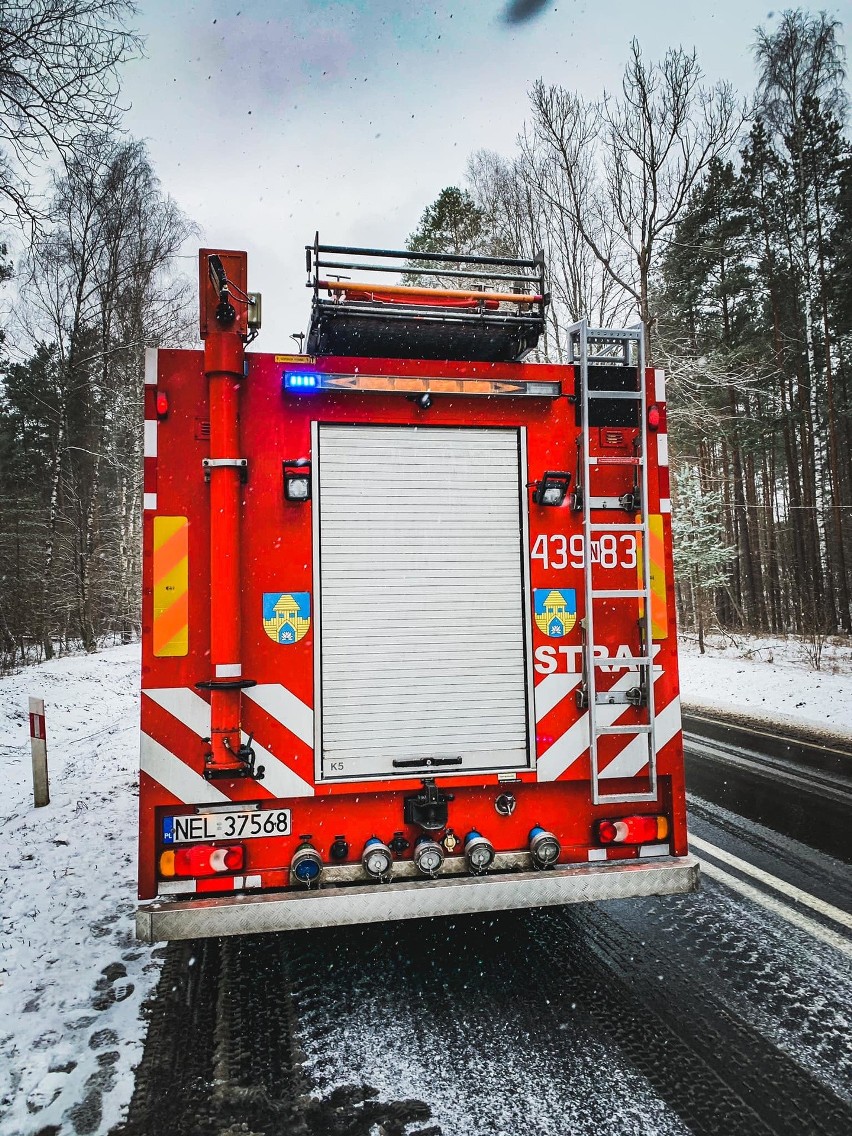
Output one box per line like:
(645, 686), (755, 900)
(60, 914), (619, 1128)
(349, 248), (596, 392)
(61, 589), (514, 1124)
(568, 320), (658, 805)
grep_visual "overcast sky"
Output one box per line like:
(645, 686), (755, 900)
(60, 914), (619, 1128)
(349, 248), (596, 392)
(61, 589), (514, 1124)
(121, 1), (849, 347)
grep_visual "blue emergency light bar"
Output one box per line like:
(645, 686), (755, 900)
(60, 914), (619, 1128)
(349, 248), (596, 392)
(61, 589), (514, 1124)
(281, 369), (561, 398)
(283, 371), (320, 391)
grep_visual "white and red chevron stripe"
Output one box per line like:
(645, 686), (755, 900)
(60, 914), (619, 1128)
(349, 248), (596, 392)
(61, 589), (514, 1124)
(534, 672), (582, 724)
(142, 684), (314, 802)
(600, 696), (682, 780)
(140, 732), (228, 804)
(534, 649), (682, 783)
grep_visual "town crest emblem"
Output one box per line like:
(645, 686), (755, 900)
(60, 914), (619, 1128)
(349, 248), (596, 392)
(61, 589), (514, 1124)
(533, 588), (577, 638)
(262, 592), (311, 644)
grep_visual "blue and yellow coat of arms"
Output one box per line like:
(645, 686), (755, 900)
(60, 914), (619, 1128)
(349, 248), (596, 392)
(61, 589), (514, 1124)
(533, 588), (577, 638)
(262, 592), (310, 644)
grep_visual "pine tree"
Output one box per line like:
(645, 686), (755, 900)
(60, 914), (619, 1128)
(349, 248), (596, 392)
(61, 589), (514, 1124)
(0, 343), (62, 664)
(672, 466), (735, 652)
(404, 186), (494, 288)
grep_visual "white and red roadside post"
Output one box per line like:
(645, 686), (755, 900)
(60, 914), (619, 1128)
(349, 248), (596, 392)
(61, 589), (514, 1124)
(29, 697), (49, 807)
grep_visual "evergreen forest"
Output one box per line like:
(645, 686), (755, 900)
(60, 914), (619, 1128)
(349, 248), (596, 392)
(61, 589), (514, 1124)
(0, 5), (849, 668)
(408, 10), (852, 653)
(0, 3), (194, 668)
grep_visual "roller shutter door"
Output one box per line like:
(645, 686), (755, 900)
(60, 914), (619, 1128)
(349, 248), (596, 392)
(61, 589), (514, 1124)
(316, 424), (531, 781)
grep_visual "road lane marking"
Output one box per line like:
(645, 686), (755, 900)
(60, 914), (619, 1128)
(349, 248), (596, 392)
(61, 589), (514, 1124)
(683, 714), (852, 761)
(695, 857), (852, 959)
(690, 834), (852, 931)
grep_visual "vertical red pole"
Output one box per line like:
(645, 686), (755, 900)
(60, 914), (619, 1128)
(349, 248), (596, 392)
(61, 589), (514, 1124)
(199, 250), (252, 778)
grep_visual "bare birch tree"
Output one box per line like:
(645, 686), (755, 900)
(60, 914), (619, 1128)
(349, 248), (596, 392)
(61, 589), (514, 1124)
(468, 147), (633, 361)
(19, 132), (194, 652)
(0, 1), (140, 228)
(526, 41), (745, 358)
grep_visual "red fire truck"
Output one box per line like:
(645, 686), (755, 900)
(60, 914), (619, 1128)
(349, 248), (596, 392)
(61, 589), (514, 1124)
(135, 241), (698, 941)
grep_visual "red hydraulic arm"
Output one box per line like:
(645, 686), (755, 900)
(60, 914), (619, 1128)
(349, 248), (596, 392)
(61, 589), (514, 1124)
(197, 249), (259, 779)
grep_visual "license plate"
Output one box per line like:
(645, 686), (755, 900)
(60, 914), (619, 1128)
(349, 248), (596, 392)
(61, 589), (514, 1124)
(162, 809), (291, 844)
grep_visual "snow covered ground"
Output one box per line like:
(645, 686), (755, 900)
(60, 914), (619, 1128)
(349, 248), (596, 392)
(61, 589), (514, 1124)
(0, 633), (849, 1135)
(679, 633), (852, 740)
(0, 645), (158, 1136)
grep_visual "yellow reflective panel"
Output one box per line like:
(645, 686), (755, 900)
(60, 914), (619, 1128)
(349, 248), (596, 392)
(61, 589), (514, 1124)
(153, 516), (189, 657)
(638, 514), (668, 640)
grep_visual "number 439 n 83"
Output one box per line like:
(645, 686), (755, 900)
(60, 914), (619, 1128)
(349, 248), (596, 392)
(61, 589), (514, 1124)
(531, 533), (637, 570)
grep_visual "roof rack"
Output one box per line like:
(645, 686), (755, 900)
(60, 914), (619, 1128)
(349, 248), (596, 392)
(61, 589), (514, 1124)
(305, 233), (549, 362)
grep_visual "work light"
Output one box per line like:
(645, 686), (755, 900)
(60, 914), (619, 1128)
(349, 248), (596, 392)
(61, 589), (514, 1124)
(532, 471), (571, 506)
(283, 459), (311, 502)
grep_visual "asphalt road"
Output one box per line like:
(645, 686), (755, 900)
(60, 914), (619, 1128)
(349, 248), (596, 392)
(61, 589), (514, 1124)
(119, 723), (852, 1136)
(682, 711), (852, 863)
(275, 795), (852, 1136)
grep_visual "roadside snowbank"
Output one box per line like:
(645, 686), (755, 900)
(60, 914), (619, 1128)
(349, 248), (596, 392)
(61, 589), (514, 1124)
(0, 644), (157, 1136)
(679, 633), (852, 741)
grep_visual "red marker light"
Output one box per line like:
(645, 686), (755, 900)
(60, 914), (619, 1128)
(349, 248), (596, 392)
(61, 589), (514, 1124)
(595, 815), (669, 845)
(159, 843), (244, 878)
(647, 404), (661, 431)
(156, 390), (169, 419)
(597, 820), (618, 844)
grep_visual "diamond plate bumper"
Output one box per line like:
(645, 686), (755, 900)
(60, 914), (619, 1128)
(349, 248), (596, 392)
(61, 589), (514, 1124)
(136, 855), (700, 942)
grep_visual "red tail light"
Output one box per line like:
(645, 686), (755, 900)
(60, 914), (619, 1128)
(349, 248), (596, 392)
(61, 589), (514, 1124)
(159, 844), (244, 878)
(594, 815), (668, 845)
(156, 390), (169, 419)
(647, 404), (661, 431)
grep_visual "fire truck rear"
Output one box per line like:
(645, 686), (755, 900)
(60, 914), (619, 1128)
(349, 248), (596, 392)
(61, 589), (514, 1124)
(136, 241), (698, 942)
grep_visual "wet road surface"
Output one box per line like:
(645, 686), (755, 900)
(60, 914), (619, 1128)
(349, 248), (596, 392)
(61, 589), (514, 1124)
(279, 795), (851, 1136)
(119, 785), (852, 1136)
